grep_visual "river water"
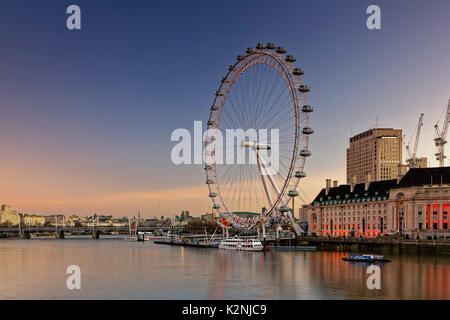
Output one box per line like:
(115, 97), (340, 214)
(0, 236), (448, 299)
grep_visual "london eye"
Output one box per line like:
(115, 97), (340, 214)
(205, 43), (314, 234)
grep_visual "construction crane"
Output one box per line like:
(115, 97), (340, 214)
(406, 113), (424, 168)
(434, 98), (450, 167)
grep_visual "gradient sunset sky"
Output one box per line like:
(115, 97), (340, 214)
(1, 0), (449, 217)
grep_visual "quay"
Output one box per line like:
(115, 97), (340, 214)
(2, 225), (450, 255)
(154, 238), (217, 248)
(286, 236), (450, 255)
(269, 245), (316, 251)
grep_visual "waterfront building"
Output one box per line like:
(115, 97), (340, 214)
(22, 214), (45, 227)
(0, 204), (20, 226)
(388, 167), (450, 240)
(307, 167), (450, 239)
(346, 128), (402, 184)
(45, 215), (66, 227)
(307, 175), (394, 238)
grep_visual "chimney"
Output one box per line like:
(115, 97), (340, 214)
(333, 180), (338, 187)
(326, 179), (332, 195)
(365, 172), (371, 191)
(351, 175), (356, 192)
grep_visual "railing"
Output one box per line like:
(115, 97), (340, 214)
(0, 226), (183, 233)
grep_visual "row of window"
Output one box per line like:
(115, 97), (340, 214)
(324, 216), (387, 223)
(324, 210), (385, 216)
(323, 224), (386, 230)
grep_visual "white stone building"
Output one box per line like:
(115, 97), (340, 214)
(307, 167), (450, 239)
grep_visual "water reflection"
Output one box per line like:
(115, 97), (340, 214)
(0, 238), (448, 299)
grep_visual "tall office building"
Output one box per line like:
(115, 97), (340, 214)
(346, 128), (402, 184)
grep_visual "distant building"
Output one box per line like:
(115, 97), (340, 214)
(22, 214), (45, 227)
(180, 211), (190, 221)
(0, 204), (20, 226)
(179, 211), (194, 223)
(201, 213), (214, 221)
(413, 157), (428, 168)
(307, 167), (450, 239)
(299, 204), (309, 221)
(45, 215), (66, 227)
(347, 128), (402, 184)
(233, 212), (261, 219)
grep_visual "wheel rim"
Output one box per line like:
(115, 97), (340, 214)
(205, 46), (312, 229)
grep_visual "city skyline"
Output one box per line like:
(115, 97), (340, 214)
(1, 0), (449, 217)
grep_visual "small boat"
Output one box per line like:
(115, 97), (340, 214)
(124, 235), (138, 242)
(137, 232), (150, 241)
(219, 238), (264, 251)
(342, 254), (391, 263)
(124, 217), (140, 242)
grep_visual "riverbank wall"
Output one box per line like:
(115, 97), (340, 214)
(268, 237), (450, 256)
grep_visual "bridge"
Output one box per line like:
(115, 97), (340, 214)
(0, 225), (184, 239)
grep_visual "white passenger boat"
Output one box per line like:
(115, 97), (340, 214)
(124, 235), (138, 242)
(219, 238), (264, 251)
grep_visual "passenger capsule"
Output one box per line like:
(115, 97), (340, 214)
(209, 192), (217, 198)
(302, 127), (314, 135)
(206, 179), (215, 184)
(246, 48), (255, 54)
(299, 149), (311, 157)
(275, 46), (287, 54)
(293, 68), (304, 76)
(294, 171), (307, 178)
(279, 206), (290, 212)
(298, 85), (310, 93)
(236, 55), (244, 61)
(266, 43), (276, 50)
(288, 190), (299, 197)
(204, 165), (213, 170)
(211, 105), (219, 111)
(216, 91), (224, 96)
(301, 105), (314, 113)
(256, 43), (266, 50)
(285, 55), (296, 62)
(213, 204), (221, 210)
(207, 120), (215, 126)
(228, 65), (234, 71)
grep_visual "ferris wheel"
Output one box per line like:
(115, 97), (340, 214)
(204, 43), (314, 233)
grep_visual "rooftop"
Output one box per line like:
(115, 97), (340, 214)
(395, 166), (450, 188)
(312, 167), (450, 206)
(312, 179), (397, 206)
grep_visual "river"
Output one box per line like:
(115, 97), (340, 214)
(0, 236), (448, 299)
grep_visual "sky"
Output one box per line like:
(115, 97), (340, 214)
(0, 0), (449, 217)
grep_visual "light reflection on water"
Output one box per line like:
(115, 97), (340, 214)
(0, 237), (448, 299)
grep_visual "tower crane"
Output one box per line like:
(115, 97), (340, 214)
(406, 113), (424, 168)
(434, 98), (450, 167)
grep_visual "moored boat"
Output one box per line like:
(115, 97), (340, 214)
(219, 238), (264, 251)
(124, 235), (138, 242)
(342, 254), (391, 263)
